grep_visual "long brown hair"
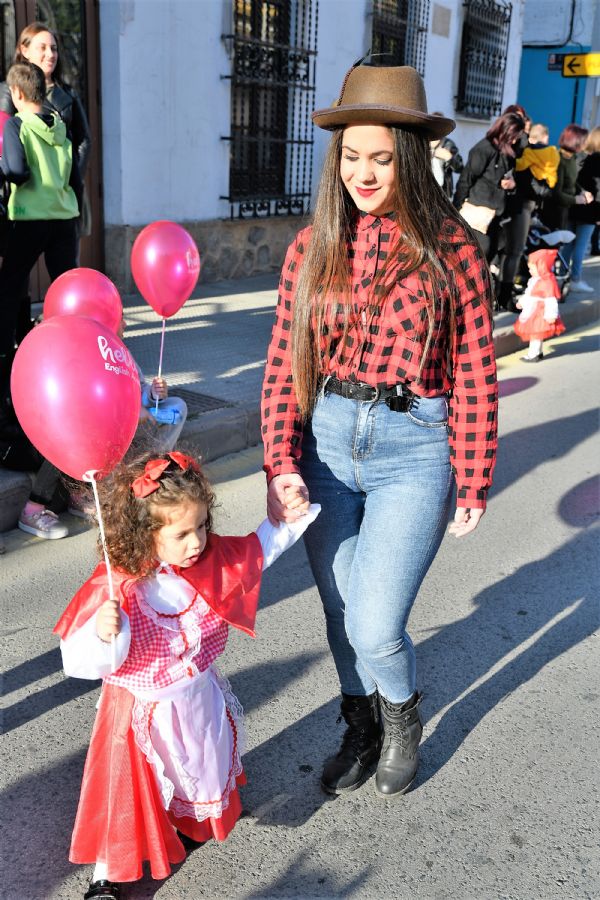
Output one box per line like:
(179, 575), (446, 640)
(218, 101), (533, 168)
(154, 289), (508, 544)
(14, 21), (64, 83)
(291, 125), (470, 417)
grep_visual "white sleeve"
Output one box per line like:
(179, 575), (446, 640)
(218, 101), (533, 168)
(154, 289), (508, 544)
(60, 610), (131, 680)
(255, 503), (321, 570)
(518, 296), (538, 322)
(543, 297), (559, 321)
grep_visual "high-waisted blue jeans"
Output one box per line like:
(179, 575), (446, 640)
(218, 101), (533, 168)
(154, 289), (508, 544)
(300, 389), (453, 704)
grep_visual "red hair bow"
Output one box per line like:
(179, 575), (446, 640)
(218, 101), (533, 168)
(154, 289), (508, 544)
(131, 452), (200, 498)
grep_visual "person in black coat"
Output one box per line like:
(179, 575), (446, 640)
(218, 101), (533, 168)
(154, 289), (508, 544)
(430, 113), (463, 198)
(453, 112), (527, 262)
(563, 127), (600, 291)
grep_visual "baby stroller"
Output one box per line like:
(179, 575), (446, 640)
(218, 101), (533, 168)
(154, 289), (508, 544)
(515, 216), (575, 302)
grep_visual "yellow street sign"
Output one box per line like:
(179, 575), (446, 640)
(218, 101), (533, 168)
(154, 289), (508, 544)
(562, 52), (600, 78)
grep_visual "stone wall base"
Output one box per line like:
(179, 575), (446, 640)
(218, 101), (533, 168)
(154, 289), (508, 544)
(104, 215), (311, 293)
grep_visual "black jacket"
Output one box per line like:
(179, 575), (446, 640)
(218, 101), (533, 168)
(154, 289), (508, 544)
(541, 151), (579, 231)
(0, 80), (91, 177)
(453, 138), (514, 214)
(573, 152), (600, 225)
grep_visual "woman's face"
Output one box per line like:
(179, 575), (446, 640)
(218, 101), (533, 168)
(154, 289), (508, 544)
(340, 124), (396, 216)
(21, 30), (58, 81)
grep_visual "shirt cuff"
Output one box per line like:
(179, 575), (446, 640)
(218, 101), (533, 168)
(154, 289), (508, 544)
(455, 485), (488, 511)
(263, 460), (302, 484)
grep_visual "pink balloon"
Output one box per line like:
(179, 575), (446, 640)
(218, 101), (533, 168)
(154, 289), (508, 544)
(11, 317), (140, 481)
(0, 110), (11, 156)
(44, 268), (123, 333)
(131, 220), (200, 318)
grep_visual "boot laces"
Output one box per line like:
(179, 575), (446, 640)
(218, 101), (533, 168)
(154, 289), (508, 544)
(335, 716), (376, 756)
(383, 720), (410, 751)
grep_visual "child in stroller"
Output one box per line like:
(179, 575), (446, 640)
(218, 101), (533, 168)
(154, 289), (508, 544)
(514, 216), (574, 302)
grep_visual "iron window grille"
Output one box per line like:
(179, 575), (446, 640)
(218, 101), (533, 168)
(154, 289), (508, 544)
(456, 0), (512, 119)
(370, 0), (430, 77)
(222, 0), (318, 219)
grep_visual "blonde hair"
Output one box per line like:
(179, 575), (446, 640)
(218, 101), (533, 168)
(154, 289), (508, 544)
(583, 127), (600, 154)
(529, 123), (549, 144)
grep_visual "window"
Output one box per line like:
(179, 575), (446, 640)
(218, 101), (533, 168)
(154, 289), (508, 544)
(222, 0), (318, 218)
(370, 0), (430, 77)
(456, 0), (512, 119)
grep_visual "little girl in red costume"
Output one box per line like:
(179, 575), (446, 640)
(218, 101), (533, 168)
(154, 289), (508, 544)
(54, 450), (319, 900)
(514, 248), (565, 362)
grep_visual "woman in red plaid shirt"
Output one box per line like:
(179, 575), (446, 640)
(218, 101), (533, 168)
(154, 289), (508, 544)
(261, 62), (498, 798)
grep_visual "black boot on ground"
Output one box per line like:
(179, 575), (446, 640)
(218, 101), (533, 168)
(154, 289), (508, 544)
(321, 692), (381, 795)
(375, 692), (423, 797)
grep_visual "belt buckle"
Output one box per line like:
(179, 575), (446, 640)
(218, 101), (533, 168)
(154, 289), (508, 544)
(371, 385), (380, 402)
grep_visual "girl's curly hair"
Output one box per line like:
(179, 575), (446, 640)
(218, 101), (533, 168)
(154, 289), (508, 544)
(96, 450), (216, 576)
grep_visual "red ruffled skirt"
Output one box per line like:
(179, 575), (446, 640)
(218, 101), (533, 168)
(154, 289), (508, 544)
(514, 302), (566, 342)
(69, 683), (245, 882)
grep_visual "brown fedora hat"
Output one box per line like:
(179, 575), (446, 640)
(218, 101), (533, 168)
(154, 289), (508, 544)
(312, 64), (455, 139)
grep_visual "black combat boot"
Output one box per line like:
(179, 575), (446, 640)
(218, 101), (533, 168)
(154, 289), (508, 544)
(321, 692), (381, 794)
(375, 692), (423, 797)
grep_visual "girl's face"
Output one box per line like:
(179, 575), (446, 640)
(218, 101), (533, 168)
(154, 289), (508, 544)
(153, 500), (208, 568)
(340, 124), (396, 216)
(22, 30), (58, 80)
(528, 260), (538, 277)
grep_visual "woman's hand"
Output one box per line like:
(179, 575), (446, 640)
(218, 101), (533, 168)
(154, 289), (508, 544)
(500, 175), (516, 191)
(96, 597), (121, 642)
(267, 473), (310, 525)
(575, 190), (593, 205)
(448, 506), (485, 538)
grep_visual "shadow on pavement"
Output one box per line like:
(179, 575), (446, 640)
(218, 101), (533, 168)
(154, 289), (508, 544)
(1, 647), (99, 735)
(417, 527), (599, 787)
(492, 408), (598, 502)
(557, 475), (600, 528)
(0, 747), (87, 899)
(543, 331), (599, 359)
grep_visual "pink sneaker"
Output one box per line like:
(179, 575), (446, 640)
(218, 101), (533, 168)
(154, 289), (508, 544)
(18, 508), (69, 539)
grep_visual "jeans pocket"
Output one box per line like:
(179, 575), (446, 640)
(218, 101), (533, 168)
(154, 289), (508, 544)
(405, 395), (448, 428)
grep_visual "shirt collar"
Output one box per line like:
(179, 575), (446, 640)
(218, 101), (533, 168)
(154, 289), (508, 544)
(356, 210), (397, 232)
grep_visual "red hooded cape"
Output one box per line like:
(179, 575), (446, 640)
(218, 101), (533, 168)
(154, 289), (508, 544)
(54, 532), (263, 640)
(529, 249), (561, 299)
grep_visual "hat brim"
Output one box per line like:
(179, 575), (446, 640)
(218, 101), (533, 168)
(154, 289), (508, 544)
(312, 104), (455, 139)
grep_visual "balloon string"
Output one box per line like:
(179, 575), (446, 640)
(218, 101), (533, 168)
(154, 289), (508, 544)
(90, 472), (117, 672)
(155, 318), (166, 414)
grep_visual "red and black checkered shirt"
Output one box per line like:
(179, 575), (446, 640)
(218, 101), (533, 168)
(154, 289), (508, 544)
(261, 212), (498, 510)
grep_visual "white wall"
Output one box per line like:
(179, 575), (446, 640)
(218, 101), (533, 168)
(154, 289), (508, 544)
(522, 0), (595, 45)
(100, 0), (231, 226)
(99, 0), (528, 227)
(310, 0), (367, 201)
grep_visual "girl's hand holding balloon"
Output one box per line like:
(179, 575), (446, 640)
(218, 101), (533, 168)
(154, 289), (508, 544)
(96, 597), (121, 642)
(150, 376), (168, 401)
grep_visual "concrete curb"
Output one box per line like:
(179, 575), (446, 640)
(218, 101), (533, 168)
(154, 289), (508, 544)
(1, 296), (598, 533)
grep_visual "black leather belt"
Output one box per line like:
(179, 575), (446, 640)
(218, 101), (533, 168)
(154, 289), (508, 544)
(323, 376), (415, 411)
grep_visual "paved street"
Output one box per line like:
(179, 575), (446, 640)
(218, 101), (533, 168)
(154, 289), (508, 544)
(1, 323), (599, 900)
